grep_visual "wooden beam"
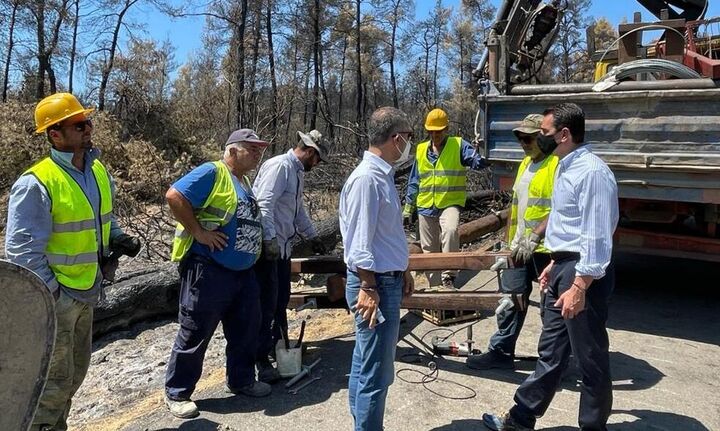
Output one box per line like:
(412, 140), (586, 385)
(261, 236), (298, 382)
(291, 251), (511, 274)
(408, 251), (509, 271)
(288, 292), (503, 311)
(401, 292), (501, 310)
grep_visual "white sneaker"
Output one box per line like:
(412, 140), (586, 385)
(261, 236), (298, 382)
(164, 395), (199, 418)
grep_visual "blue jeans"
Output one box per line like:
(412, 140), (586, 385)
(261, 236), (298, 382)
(165, 255), (261, 400)
(489, 253), (551, 356)
(345, 270), (403, 431)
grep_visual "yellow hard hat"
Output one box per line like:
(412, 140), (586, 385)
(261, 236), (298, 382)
(424, 108), (448, 131)
(34, 93), (94, 133)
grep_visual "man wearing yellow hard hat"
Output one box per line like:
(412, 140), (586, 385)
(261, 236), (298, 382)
(5, 92), (139, 430)
(403, 108), (488, 289)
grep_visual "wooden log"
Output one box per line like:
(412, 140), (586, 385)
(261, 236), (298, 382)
(409, 208), (508, 255)
(458, 209), (508, 244)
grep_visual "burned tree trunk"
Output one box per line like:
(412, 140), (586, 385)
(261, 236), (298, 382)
(94, 262), (179, 337)
(93, 216), (342, 336)
(291, 216), (340, 257)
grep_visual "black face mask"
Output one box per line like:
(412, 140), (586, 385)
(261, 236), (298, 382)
(537, 132), (559, 155)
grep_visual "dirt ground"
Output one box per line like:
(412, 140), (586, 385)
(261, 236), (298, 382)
(69, 253), (720, 431)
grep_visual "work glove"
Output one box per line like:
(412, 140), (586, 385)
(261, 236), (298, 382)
(310, 237), (328, 255)
(511, 232), (540, 263)
(402, 203), (417, 226)
(101, 258), (120, 282)
(263, 238), (280, 261)
(110, 233), (142, 258)
(102, 234), (141, 282)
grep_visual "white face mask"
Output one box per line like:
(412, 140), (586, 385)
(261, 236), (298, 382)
(394, 134), (412, 167)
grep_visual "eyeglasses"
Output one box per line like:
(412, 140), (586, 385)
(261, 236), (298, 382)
(395, 131), (414, 141)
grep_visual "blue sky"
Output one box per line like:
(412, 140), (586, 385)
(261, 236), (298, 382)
(136, 1), (720, 69)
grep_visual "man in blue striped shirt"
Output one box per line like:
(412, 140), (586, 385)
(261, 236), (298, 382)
(340, 106), (415, 431)
(483, 103), (618, 431)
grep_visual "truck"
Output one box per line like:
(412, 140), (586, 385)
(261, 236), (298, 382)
(476, 0), (720, 261)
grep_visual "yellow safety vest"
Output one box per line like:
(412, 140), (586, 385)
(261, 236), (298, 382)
(24, 157), (112, 290)
(171, 161), (247, 262)
(508, 155), (559, 254)
(416, 137), (467, 209)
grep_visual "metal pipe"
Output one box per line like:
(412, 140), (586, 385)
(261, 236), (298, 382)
(510, 78), (717, 94)
(474, 0), (514, 75)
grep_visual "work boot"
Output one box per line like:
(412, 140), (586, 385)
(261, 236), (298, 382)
(467, 349), (514, 370)
(164, 395), (199, 419)
(257, 361), (282, 383)
(482, 412), (535, 431)
(441, 275), (456, 289)
(225, 381), (272, 397)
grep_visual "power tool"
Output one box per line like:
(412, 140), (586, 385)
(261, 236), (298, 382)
(431, 325), (480, 357)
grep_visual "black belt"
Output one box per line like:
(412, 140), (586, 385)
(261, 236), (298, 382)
(550, 251), (580, 261)
(350, 270), (404, 277)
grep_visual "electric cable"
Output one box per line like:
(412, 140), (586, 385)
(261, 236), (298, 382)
(593, 58), (702, 91)
(395, 323), (480, 400)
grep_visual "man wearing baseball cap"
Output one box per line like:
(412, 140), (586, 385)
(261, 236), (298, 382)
(467, 114), (559, 370)
(252, 129), (329, 382)
(164, 128), (271, 418)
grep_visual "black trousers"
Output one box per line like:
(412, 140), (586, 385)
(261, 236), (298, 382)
(489, 252), (552, 355)
(165, 255), (260, 400)
(254, 256), (292, 362)
(511, 255), (614, 431)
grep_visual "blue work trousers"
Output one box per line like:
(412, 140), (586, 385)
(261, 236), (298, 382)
(489, 252), (551, 356)
(511, 255), (614, 431)
(165, 254), (261, 400)
(345, 270), (403, 431)
(254, 256), (292, 362)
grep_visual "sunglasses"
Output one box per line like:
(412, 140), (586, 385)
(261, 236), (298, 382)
(517, 134), (535, 144)
(53, 119), (93, 132)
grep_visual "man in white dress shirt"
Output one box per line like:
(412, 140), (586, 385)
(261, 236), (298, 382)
(339, 106), (415, 431)
(482, 103), (619, 431)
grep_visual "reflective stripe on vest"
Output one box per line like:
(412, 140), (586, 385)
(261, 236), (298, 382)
(25, 157), (112, 290)
(171, 161), (242, 262)
(416, 136), (467, 209)
(508, 155), (559, 254)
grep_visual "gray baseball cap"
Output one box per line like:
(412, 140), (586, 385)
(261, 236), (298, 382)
(298, 130), (329, 162)
(512, 114), (544, 138)
(225, 128), (269, 146)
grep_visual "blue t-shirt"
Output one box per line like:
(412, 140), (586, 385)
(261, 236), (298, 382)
(172, 162), (262, 270)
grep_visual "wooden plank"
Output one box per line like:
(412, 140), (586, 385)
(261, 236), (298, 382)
(288, 292), (503, 311)
(408, 252), (509, 271)
(401, 292), (501, 310)
(291, 251), (511, 274)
